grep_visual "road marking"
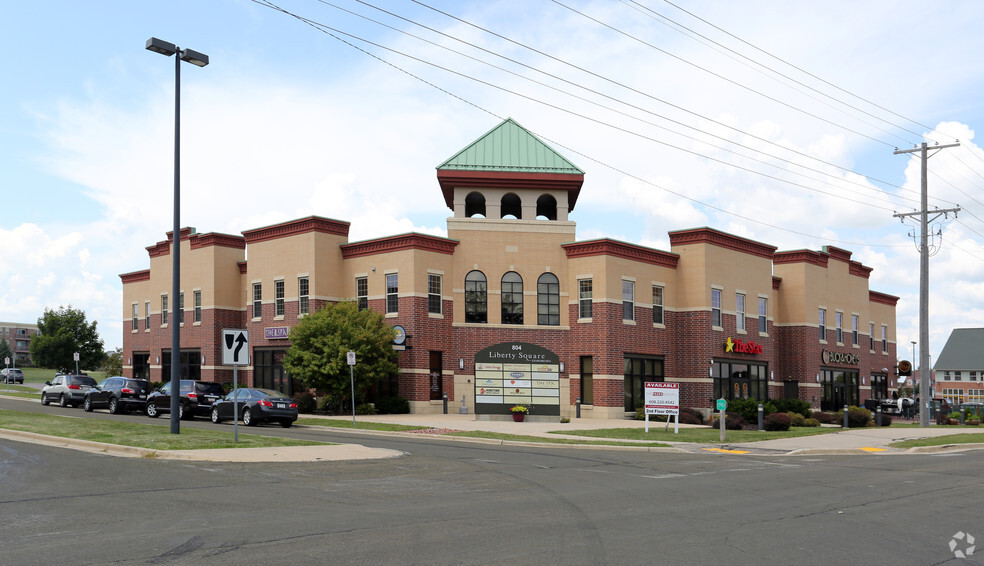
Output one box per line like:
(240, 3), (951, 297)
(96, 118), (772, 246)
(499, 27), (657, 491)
(702, 447), (750, 454)
(859, 447), (886, 452)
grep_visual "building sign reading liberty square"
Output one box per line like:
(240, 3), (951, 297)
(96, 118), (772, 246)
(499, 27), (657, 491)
(474, 342), (560, 416)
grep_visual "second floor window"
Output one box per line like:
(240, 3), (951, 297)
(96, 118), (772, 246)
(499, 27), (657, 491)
(356, 277), (367, 311)
(132, 304), (138, 331)
(622, 280), (635, 322)
(428, 274), (442, 315)
(852, 314), (859, 346)
(758, 297), (767, 333)
(652, 285), (664, 325)
(178, 292), (184, 325)
(711, 289), (722, 327)
(145, 301), (150, 329)
(275, 280), (285, 317)
(869, 323), (875, 351)
(736, 293), (746, 331)
(835, 312), (843, 343)
(537, 273), (559, 326)
(501, 271), (523, 324)
(465, 270), (487, 323)
(881, 326), (887, 352)
(194, 290), (202, 323)
(299, 277), (309, 315)
(161, 294), (169, 326)
(386, 273), (398, 314)
(818, 308), (826, 340)
(252, 283), (262, 318)
(579, 279), (592, 319)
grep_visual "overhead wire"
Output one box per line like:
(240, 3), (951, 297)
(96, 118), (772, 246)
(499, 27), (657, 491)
(249, 0), (913, 247)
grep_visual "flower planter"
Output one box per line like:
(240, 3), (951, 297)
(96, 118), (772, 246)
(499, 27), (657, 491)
(512, 412), (526, 422)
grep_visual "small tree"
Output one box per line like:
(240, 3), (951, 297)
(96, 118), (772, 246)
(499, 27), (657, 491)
(283, 301), (398, 406)
(0, 339), (12, 364)
(30, 306), (105, 371)
(101, 347), (123, 376)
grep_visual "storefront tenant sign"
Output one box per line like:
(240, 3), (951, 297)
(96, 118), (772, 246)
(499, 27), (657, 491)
(724, 337), (763, 354)
(264, 327), (289, 340)
(474, 342), (560, 416)
(821, 349), (860, 365)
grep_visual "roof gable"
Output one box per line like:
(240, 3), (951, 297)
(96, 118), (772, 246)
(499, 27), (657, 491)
(935, 328), (984, 370)
(437, 118), (584, 174)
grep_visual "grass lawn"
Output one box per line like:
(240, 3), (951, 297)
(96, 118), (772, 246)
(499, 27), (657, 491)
(0, 409), (324, 451)
(552, 426), (839, 443)
(891, 433), (984, 448)
(15, 367), (107, 384)
(296, 417), (430, 432)
(447, 430), (670, 447)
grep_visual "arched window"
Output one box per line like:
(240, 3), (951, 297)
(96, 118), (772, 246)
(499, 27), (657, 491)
(500, 193), (522, 219)
(464, 270), (487, 323)
(465, 191), (486, 218)
(536, 194), (557, 221)
(501, 271), (524, 324)
(537, 273), (560, 325)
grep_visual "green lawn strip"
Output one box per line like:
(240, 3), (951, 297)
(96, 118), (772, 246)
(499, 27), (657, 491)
(550, 426), (839, 443)
(296, 417), (429, 432)
(0, 390), (41, 400)
(891, 432), (984, 448)
(0, 410), (324, 450)
(446, 430), (670, 447)
(15, 367), (106, 384)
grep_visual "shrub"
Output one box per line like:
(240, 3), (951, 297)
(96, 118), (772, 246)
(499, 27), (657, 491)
(788, 412), (806, 427)
(801, 418), (821, 427)
(937, 411), (951, 425)
(836, 406), (872, 427)
(725, 399), (777, 423)
(319, 394), (343, 415)
(876, 414), (892, 426)
(355, 402), (377, 415)
(560, 416), (570, 423)
(771, 398), (812, 418)
(811, 410), (838, 424)
(679, 408), (704, 425)
(714, 413), (746, 430)
(764, 412), (791, 431)
(294, 392), (316, 414)
(375, 395), (410, 415)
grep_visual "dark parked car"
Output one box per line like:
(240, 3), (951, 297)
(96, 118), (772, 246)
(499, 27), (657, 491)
(40, 374), (97, 407)
(210, 388), (298, 428)
(145, 380), (226, 419)
(1, 368), (24, 384)
(83, 377), (151, 414)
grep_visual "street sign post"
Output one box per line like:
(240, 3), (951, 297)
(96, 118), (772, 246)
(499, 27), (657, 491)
(222, 329), (250, 442)
(347, 351), (356, 425)
(717, 398), (727, 441)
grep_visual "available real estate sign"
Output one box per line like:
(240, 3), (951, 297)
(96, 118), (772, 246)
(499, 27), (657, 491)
(644, 382), (679, 416)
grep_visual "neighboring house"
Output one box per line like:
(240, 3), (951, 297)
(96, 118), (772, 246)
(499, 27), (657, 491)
(0, 322), (38, 366)
(120, 118), (898, 418)
(933, 328), (984, 404)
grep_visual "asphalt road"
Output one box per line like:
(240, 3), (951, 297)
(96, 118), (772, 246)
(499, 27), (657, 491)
(1, 398), (982, 565)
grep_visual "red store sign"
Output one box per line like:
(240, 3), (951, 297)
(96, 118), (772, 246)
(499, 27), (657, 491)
(724, 337), (763, 355)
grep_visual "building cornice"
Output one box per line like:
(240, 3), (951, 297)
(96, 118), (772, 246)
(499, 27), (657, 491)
(773, 249), (829, 267)
(869, 290), (899, 306)
(242, 216), (350, 245)
(562, 239), (679, 268)
(120, 270), (151, 284)
(190, 232), (246, 250)
(668, 227), (776, 260)
(341, 233), (458, 258)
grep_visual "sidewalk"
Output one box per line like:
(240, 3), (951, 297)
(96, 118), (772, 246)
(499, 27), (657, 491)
(3, 395), (984, 461)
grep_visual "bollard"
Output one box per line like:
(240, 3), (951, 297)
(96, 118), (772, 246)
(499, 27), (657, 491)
(843, 404), (850, 428)
(443, 392), (448, 415)
(876, 405), (882, 427)
(459, 394), (468, 414)
(757, 403), (764, 431)
(959, 410), (965, 425)
(576, 396), (581, 419)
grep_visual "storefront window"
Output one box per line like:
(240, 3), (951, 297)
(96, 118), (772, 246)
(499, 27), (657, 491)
(624, 356), (663, 411)
(713, 361), (768, 401)
(820, 369), (859, 411)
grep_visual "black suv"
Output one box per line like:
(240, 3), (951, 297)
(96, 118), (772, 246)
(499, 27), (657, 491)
(145, 380), (226, 420)
(83, 376), (152, 414)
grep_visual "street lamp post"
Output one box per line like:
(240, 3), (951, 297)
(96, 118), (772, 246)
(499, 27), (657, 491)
(145, 37), (208, 434)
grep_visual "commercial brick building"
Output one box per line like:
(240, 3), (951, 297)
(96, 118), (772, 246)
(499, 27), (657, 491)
(120, 119), (899, 419)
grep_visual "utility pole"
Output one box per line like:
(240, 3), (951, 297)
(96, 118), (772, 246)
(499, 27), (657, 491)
(893, 141), (960, 427)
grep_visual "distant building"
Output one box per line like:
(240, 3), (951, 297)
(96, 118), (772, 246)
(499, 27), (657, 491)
(120, 119), (899, 418)
(0, 321), (38, 366)
(933, 328), (984, 403)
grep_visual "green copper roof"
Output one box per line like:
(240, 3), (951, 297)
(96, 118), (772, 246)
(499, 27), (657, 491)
(437, 118), (584, 175)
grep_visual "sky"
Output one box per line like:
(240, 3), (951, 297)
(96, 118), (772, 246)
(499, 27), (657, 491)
(2, 0), (983, 367)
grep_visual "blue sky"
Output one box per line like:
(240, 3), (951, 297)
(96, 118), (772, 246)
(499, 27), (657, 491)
(3, 0), (984, 366)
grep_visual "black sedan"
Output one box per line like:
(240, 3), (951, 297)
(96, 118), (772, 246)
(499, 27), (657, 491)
(210, 388), (298, 428)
